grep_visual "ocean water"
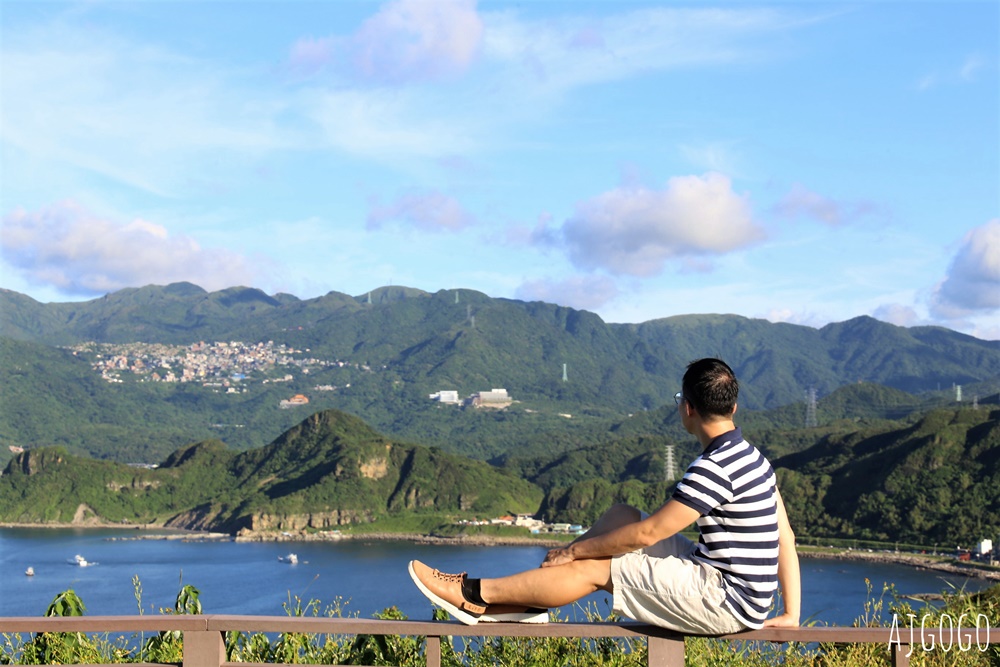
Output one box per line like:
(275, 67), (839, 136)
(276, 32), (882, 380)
(0, 527), (990, 627)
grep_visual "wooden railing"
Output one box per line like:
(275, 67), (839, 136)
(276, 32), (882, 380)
(0, 615), (996, 667)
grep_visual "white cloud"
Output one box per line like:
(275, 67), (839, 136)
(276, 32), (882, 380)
(772, 184), (882, 227)
(930, 220), (1000, 319)
(286, 0), (484, 84)
(515, 275), (619, 311)
(366, 191), (475, 232)
(872, 303), (921, 328)
(351, 0), (483, 83)
(0, 201), (264, 296)
(760, 307), (830, 330)
(559, 172), (764, 276)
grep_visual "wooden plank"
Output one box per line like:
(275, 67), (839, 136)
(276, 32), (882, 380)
(0, 616), (207, 633)
(890, 642), (910, 667)
(425, 635), (441, 667)
(182, 630), (225, 667)
(646, 635), (685, 667)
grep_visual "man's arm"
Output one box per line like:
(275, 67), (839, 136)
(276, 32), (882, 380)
(541, 499), (700, 567)
(763, 488), (801, 628)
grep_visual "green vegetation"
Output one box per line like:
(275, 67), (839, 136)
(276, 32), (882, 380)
(3, 581), (998, 665)
(2, 283), (998, 466)
(0, 410), (541, 533)
(775, 407), (1000, 545)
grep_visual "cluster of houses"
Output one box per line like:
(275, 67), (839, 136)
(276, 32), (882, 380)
(429, 388), (513, 408)
(458, 513), (586, 535)
(75, 340), (356, 387)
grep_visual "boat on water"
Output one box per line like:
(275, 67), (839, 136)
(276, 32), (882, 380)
(67, 554), (96, 567)
(25, 566), (34, 576)
(278, 554), (299, 564)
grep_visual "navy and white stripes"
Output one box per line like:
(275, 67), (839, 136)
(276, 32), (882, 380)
(672, 427), (779, 629)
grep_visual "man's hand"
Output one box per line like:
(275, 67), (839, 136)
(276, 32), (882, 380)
(540, 546), (574, 568)
(762, 613), (800, 628)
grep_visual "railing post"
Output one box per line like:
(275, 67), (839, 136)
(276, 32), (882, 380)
(890, 641), (910, 667)
(183, 629), (225, 667)
(647, 635), (685, 667)
(424, 634), (441, 667)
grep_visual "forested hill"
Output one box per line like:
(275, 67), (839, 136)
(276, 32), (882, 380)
(520, 405), (1000, 546)
(2, 404), (998, 547)
(1, 283), (998, 463)
(0, 409), (542, 533)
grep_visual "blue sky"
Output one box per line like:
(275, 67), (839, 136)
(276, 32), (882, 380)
(2, 1), (998, 339)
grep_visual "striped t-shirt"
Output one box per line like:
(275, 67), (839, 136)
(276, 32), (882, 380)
(672, 427), (779, 629)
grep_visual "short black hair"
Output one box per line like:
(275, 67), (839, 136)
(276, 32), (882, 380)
(681, 358), (738, 419)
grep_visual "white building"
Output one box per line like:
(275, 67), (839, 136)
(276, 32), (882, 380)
(471, 388), (512, 408)
(429, 390), (460, 404)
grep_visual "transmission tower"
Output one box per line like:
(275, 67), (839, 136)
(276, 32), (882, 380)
(562, 363), (568, 382)
(805, 388), (818, 428)
(956, 384), (963, 402)
(664, 444), (677, 482)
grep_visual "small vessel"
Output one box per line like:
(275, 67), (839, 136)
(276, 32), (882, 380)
(67, 554), (96, 567)
(25, 566), (34, 576)
(278, 553), (299, 564)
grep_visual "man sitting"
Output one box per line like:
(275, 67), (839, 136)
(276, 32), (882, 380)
(409, 358), (800, 633)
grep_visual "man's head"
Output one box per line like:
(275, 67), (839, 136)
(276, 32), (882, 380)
(680, 358), (738, 421)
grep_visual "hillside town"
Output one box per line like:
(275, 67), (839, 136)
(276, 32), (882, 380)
(71, 340), (359, 386)
(70, 341), (517, 412)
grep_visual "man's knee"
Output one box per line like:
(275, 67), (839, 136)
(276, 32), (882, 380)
(570, 556), (614, 591)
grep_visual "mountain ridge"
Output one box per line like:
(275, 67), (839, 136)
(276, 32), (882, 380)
(2, 283), (998, 464)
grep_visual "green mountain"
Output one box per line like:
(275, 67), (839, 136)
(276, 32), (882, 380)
(774, 407), (1000, 545)
(1, 283), (997, 466)
(0, 409), (542, 533)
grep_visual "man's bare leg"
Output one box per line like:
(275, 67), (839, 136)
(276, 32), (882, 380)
(477, 504), (639, 608)
(480, 557), (613, 609)
(408, 504), (641, 624)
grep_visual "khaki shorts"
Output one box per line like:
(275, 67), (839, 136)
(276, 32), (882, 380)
(611, 531), (746, 635)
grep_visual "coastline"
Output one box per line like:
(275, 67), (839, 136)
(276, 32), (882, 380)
(798, 548), (1000, 582)
(234, 529), (570, 549)
(4, 522), (997, 583)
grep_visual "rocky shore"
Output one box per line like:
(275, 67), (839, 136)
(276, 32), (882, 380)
(233, 528), (569, 549)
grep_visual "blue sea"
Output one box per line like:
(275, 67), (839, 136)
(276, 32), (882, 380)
(0, 527), (990, 626)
